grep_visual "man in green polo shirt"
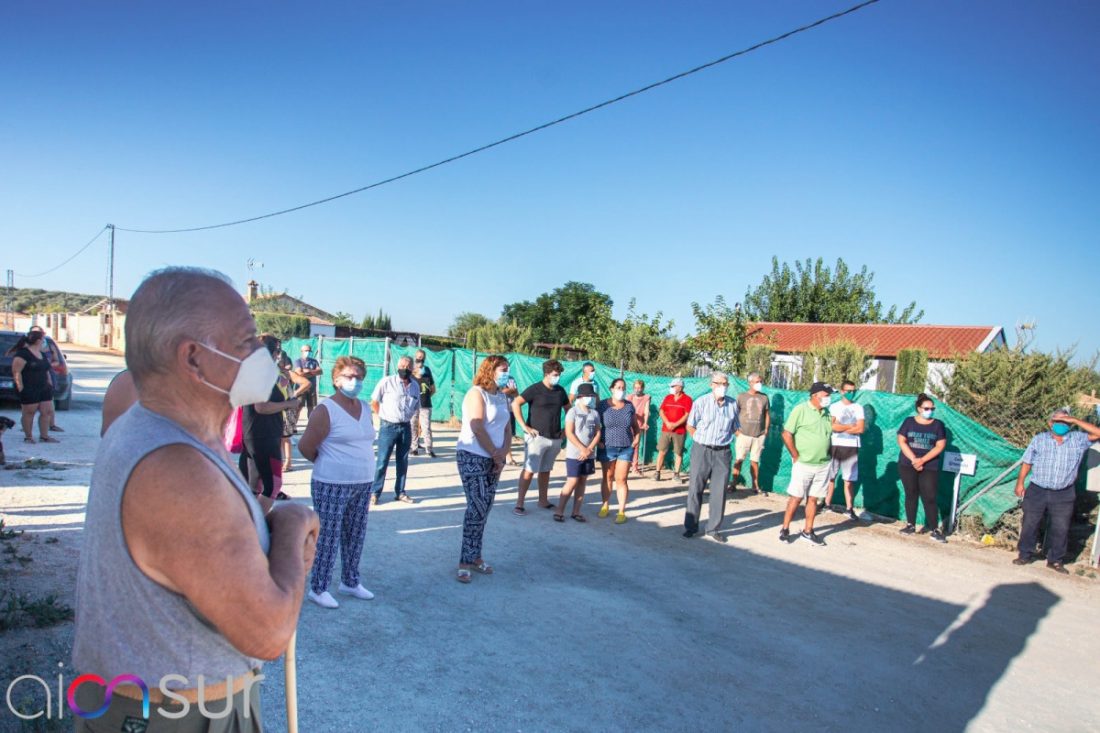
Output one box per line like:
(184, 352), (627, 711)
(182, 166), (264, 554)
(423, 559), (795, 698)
(779, 382), (835, 546)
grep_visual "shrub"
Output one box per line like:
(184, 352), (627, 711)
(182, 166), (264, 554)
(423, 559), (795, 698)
(896, 348), (929, 394)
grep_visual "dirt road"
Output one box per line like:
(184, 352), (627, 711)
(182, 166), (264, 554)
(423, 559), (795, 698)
(1, 345), (1097, 732)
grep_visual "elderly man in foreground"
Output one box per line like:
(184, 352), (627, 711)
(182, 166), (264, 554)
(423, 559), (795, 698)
(1014, 407), (1100, 574)
(72, 267), (319, 730)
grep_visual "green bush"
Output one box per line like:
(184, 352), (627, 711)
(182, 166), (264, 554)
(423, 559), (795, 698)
(793, 340), (872, 391)
(253, 313), (311, 340)
(896, 349), (929, 394)
(744, 345), (774, 384)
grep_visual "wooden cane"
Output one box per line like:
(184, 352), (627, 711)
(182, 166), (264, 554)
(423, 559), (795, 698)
(285, 630), (299, 733)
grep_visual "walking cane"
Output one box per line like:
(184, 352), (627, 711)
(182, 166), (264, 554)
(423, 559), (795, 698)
(285, 630), (299, 733)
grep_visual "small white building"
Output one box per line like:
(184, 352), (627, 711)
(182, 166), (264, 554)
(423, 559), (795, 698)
(746, 322), (1006, 393)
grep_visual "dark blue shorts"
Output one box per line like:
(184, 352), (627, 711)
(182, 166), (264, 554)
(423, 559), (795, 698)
(566, 458), (596, 477)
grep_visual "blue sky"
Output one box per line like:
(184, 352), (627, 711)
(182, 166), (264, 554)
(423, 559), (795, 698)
(3, 1), (1098, 358)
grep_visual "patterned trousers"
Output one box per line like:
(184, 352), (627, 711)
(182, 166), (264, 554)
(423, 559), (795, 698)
(457, 450), (499, 565)
(310, 479), (372, 594)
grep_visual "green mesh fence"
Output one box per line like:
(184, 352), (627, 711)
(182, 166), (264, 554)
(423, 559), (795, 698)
(282, 338), (1028, 528)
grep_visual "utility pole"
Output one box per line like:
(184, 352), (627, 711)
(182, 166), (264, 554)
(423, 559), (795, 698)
(107, 224), (116, 349)
(4, 270), (12, 330)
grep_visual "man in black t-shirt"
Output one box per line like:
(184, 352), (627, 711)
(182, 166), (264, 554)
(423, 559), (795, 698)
(411, 349), (437, 458)
(511, 359), (569, 514)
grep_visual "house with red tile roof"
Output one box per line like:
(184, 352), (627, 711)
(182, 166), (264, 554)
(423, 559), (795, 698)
(746, 322), (1006, 393)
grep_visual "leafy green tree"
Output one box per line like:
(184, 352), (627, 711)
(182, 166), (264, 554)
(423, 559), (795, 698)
(743, 257), (923, 324)
(576, 300), (688, 375)
(896, 349), (929, 394)
(744, 345), (775, 385)
(333, 311), (356, 327)
(792, 340), (873, 391)
(252, 313), (311, 340)
(502, 282), (613, 345)
(687, 296), (748, 374)
(360, 309), (392, 331)
(448, 312), (492, 340)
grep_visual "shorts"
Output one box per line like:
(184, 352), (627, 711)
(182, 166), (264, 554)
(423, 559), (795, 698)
(524, 434), (562, 473)
(566, 458), (596, 477)
(829, 445), (860, 482)
(787, 461), (831, 500)
(735, 433), (765, 463)
(598, 445), (633, 463)
(657, 431), (686, 454)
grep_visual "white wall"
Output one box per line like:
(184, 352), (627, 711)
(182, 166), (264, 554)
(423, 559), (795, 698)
(769, 354), (803, 389)
(310, 324), (337, 338)
(926, 361), (954, 394)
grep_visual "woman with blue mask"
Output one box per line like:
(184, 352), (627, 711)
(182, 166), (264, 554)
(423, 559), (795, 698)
(896, 392), (948, 543)
(597, 377), (638, 524)
(297, 356), (378, 609)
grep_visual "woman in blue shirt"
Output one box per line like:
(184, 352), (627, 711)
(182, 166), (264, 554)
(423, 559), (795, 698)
(597, 377), (637, 524)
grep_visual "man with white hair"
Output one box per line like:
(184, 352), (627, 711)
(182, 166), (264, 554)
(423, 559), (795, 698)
(1013, 407), (1100, 573)
(682, 371), (740, 543)
(371, 355), (421, 504)
(71, 267), (319, 729)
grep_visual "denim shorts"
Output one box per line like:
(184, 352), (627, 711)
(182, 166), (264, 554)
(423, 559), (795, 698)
(598, 445), (633, 463)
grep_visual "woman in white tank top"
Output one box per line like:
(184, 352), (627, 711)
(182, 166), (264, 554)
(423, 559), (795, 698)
(454, 355), (512, 584)
(297, 355), (377, 609)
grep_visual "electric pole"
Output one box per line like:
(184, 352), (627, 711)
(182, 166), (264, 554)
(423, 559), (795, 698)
(4, 270), (12, 330)
(107, 224), (115, 349)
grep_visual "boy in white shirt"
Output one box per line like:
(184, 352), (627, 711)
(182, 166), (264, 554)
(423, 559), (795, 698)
(825, 380), (865, 520)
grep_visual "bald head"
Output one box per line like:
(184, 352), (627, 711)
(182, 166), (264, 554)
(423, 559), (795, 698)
(125, 267), (247, 387)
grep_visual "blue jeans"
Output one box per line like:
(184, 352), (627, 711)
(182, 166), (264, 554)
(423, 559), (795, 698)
(373, 421), (411, 498)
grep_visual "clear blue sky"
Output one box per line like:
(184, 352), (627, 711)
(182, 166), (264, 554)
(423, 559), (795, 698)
(3, 1), (1098, 358)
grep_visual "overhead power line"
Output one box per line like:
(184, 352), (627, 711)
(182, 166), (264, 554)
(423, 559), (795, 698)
(114, 0), (880, 235)
(14, 226), (110, 278)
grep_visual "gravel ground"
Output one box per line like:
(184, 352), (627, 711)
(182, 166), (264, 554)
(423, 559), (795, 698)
(1, 346), (1098, 733)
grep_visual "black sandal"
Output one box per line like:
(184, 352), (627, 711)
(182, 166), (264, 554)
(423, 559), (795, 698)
(553, 514), (564, 522)
(571, 514), (587, 523)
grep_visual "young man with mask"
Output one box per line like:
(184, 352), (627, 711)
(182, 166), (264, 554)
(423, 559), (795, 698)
(655, 377), (692, 482)
(370, 355), (420, 504)
(294, 343), (322, 417)
(1013, 407), (1100, 573)
(512, 359), (570, 514)
(824, 379), (865, 520)
(730, 372), (770, 494)
(780, 382), (835, 546)
(682, 372), (740, 543)
(411, 349), (437, 458)
(569, 362), (600, 401)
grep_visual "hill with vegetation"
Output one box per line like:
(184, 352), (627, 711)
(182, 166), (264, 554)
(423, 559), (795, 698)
(6, 288), (106, 314)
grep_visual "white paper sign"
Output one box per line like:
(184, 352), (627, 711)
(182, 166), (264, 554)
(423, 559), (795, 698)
(942, 451), (977, 476)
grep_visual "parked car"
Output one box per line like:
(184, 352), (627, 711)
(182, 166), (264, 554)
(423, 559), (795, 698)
(0, 330), (73, 411)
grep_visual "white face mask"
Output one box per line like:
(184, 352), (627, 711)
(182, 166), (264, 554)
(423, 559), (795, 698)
(750, 382), (761, 392)
(339, 377), (363, 398)
(199, 343), (279, 407)
(578, 396), (593, 409)
(713, 385), (727, 399)
(547, 374), (561, 386)
(612, 389), (625, 401)
(819, 395), (832, 408)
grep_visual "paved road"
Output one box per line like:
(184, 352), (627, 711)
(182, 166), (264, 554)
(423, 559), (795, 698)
(1, 346), (1098, 733)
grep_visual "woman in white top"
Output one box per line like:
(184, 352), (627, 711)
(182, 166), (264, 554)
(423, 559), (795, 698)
(298, 356), (378, 609)
(454, 355), (511, 584)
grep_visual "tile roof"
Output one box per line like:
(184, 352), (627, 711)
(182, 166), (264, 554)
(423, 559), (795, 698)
(745, 322), (1004, 360)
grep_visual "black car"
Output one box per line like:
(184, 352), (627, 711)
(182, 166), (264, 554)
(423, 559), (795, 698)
(0, 330), (73, 411)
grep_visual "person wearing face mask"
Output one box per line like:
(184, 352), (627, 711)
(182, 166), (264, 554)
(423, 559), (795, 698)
(512, 360), (570, 514)
(627, 379), (651, 476)
(569, 362), (600, 401)
(410, 349), (437, 458)
(455, 356), (512, 583)
(9, 329), (58, 443)
(297, 356), (378, 608)
(554, 382), (602, 522)
(896, 393), (949, 542)
(597, 377), (638, 523)
(293, 344), (322, 418)
(655, 377), (693, 481)
(370, 355), (421, 505)
(682, 372), (740, 542)
(1013, 407), (1100, 573)
(824, 379), (865, 521)
(779, 382), (835, 546)
(71, 268), (319, 730)
(241, 334), (304, 512)
(731, 372), (770, 494)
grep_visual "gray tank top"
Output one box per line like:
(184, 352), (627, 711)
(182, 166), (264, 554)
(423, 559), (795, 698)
(72, 403), (271, 686)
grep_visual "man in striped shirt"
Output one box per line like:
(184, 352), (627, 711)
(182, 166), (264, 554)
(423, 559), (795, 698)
(682, 371), (740, 543)
(1013, 407), (1100, 573)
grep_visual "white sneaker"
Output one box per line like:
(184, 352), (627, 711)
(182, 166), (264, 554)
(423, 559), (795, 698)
(338, 583), (375, 600)
(308, 590), (339, 609)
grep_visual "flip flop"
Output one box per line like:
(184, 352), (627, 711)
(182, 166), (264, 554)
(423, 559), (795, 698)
(40, 436), (60, 444)
(539, 503), (556, 510)
(571, 514), (587, 523)
(275, 491), (291, 501)
(513, 506), (527, 516)
(456, 569), (472, 584)
(24, 437), (36, 443)
(470, 561), (493, 575)
(553, 514), (564, 522)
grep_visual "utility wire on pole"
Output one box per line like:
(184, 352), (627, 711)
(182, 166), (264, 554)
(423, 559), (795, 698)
(106, 224), (116, 350)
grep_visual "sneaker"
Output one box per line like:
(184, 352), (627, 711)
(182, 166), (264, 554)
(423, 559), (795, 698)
(682, 530), (697, 539)
(918, 526), (933, 535)
(845, 509), (859, 521)
(338, 583), (375, 600)
(779, 528), (791, 543)
(929, 529), (947, 544)
(411, 448), (421, 456)
(655, 471), (663, 482)
(704, 532), (727, 544)
(899, 524), (916, 535)
(674, 472), (682, 482)
(800, 531), (825, 546)
(308, 590), (339, 609)
(429, 451), (437, 458)
(1046, 562), (1069, 575)
(396, 494), (416, 504)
